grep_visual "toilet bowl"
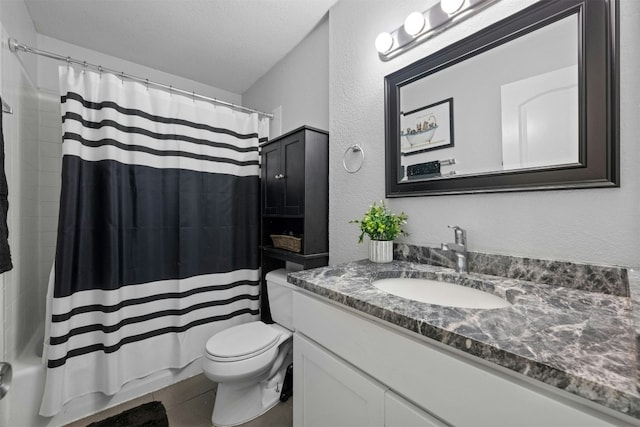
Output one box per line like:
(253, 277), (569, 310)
(203, 269), (295, 427)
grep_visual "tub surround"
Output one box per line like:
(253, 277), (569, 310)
(287, 250), (640, 421)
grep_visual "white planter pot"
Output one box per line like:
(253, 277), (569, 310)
(369, 240), (393, 263)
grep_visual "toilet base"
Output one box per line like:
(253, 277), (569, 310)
(211, 354), (292, 427)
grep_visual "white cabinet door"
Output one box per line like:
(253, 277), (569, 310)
(385, 391), (451, 427)
(293, 333), (386, 427)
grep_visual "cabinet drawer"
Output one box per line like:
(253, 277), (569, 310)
(294, 291), (627, 427)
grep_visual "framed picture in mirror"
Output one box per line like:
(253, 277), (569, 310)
(401, 98), (454, 157)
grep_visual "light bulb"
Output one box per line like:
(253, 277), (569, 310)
(404, 12), (425, 36)
(375, 32), (394, 54)
(441, 0), (465, 15)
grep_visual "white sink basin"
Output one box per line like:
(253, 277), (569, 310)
(372, 278), (511, 309)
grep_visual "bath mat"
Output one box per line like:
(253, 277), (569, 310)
(87, 401), (169, 427)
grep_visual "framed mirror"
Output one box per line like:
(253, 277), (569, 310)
(385, 0), (618, 197)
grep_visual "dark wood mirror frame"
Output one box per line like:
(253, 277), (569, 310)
(385, 0), (619, 197)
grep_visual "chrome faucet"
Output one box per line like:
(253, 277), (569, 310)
(441, 225), (468, 273)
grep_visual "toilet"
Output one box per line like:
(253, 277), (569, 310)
(203, 268), (295, 427)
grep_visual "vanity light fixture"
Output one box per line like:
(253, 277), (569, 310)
(404, 11), (426, 36)
(375, 32), (394, 54)
(441, 0), (465, 15)
(375, 0), (499, 60)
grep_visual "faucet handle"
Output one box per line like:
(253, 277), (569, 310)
(448, 225), (465, 234)
(447, 225), (466, 245)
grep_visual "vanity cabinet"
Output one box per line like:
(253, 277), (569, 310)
(294, 332), (446, 427)
(293, 291), (633, 427)
(294, 334), (385, 427)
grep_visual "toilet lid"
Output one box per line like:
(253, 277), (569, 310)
(205, 322), (281, 360)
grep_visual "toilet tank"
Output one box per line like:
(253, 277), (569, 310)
(265, 268), (296, 330)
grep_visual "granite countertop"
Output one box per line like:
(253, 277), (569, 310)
(287, 259), (640, 421)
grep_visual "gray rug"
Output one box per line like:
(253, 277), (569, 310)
(87, 401), (169, 427)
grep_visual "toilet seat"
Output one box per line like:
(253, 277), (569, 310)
(205, 322), (282, 362)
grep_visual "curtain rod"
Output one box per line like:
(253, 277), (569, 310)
(7, 38), (274, 120)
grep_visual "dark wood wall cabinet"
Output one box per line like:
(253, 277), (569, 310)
(260, 126), (329, 320)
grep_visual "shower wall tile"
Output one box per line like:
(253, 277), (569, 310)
(1, 25), (48, 362)
(40, 216), (59, 232)
(40, 200), (60, 218)
(39, 122), (61, 142)
(40, 231), (57, 248)
(0, 56), (43, 359)
(40, 140), (61, 157)
(40, 156), (61, 172)
(40, 189), (60, 203)
(4, 301), (15, 360)
(38, 90), (62, 321)
(38, 170), (61, 188)
(40, 109), (61, 128)
(16, 78), (41, 356)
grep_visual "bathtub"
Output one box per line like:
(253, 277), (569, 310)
(6, 326), (204, 427)
(6, 326), (47, 427)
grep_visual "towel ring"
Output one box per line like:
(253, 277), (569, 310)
(343, 144), (365, 173)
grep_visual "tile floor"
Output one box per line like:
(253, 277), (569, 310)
(64, 374), (293, 427)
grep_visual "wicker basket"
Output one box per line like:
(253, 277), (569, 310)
(271, 234), (302, 253)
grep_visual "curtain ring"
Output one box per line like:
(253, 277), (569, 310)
(343, 144), (365, 173)
(145, 79), (149, 91)
(121, 71), (125, 85)
(98, 65), (103, 78)
(66, 56), (71, 69)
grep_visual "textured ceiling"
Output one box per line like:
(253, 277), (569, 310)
(23, 0), (336, 94)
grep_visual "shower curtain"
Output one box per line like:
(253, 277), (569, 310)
(40, 67), (268, 416)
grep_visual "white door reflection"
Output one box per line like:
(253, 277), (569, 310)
(501, 65), (578, 170)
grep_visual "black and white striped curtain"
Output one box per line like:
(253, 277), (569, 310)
(40, 67), (268, 416)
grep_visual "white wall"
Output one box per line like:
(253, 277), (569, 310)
(242, 15), (329, 137)
(328, 0), (640, 267)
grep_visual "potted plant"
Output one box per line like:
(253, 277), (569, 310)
(350, 201), (408, 263)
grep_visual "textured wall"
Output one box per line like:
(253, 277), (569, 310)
(242, 15), (329, 137)
(329, 0), (640, 267)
